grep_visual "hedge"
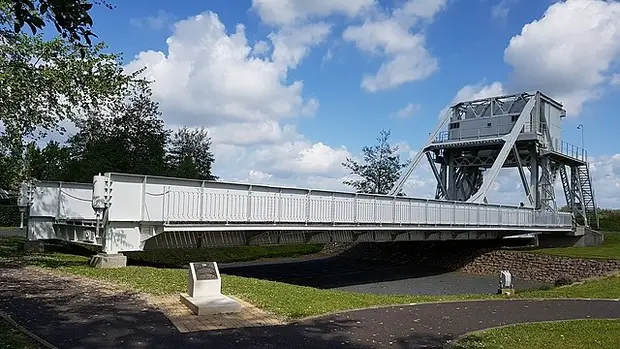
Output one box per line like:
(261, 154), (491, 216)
(0, 200), (21, 227)
(599, 210), (620, 232)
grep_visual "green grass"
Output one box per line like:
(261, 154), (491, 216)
(0, 317), (43, 349)
(452, 319), (620, 349)
(532, 231), (620, 259)
(3, 236), (620, 320)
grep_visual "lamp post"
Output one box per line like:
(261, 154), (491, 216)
(577, 124), (584, 160)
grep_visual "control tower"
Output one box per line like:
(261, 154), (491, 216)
(390, 91), (598, 228)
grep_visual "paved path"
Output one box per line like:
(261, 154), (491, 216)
(1, 266), (620, 349)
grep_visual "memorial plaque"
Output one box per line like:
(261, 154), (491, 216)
(194, 262), (218, 280)
(181, 260), (241, 315)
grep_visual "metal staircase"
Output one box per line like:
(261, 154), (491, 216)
(577, 164), (599, 228)
(560, 162), (599, 229)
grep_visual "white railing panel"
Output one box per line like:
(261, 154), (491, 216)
(250, 191), (277, 222)
(279, 193), (306, 222)
(308, 193), (332, 222)
(376, 197), (394, 223)
(334, 196), (355, 222)
(356, 196), (375, 223)
(394, 199), (409, 224)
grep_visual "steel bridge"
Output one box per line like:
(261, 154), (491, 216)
(17, 91), (597, 258)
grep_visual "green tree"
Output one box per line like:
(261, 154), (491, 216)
(1, 1), (143, 188)
(342, 129), (409, 195)
(24, 140), (71, 180)
(0, 33), (141, 142)
(0, 135), (24, 190)
(3, 0), (113, 50)
(64, 83), (170, 182)
(167, 126), (217, 180)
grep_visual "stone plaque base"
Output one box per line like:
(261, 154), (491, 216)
(88, 253), (127, 268)
(179, 293), (241, 315)
(498, 288), (515, 296)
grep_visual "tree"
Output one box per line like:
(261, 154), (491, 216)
(2, 0), (113, 51)
(0, 135), (24, 190)
(63, 83), (170, 182)
(24, 140), (71, 180)
(167, 126), (217, 180)
(342, 129), (409, 195)
(0, 33), (142, 142)
(1, 1), (143, 187)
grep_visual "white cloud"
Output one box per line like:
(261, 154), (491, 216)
(124, 11), (352, 189)
(124, 11), (325, 129)
(343, 0), (447, 92)
(130, 10), (176, 30)
(269, 22), (332, 70)
(251, 40), (270, 56)
(436, 81), (506, 119)
(251, 0), (376, 26)
(504, 0), (620, 116)
(453, 81), (506, 103)
(252, 141), (350, 178)
(589, 154), (620, 208)
(611, 74), (620, 86)
(491, 0), (515, 21)
(391, 102), (421, 119)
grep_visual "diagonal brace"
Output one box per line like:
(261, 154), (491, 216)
(467, 95), (536, 203)
(513, 145), (533, 205)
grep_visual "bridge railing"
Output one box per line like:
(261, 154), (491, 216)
(20, 174), (574, 230)
(154, 186), (572, 228)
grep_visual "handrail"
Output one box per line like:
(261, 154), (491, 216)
(162, 189), (573, 228)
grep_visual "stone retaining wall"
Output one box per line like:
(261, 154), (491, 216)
(321, 241), (620, 285)
(460, 250), (620, 284)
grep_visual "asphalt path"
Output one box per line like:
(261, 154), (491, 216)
(1, 266), (619, 349)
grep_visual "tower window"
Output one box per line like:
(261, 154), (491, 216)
(487, 122), (492, 127)
(449, 122), (460, 129)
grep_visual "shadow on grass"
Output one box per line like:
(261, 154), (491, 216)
(0, 236), (92, 269)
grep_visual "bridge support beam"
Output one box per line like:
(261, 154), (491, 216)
(88, 253), (127, 268)
(536, 227), (604, 248)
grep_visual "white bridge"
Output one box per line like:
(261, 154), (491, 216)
(18, 91), (595, 256)
(19, 172), (573, 254)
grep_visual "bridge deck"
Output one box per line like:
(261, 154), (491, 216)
(20, 172), (574, 252)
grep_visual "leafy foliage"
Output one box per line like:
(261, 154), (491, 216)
(342, 129), (409, 195)
(0, 33), (140, 141)
(166, 126), (217, 180)
(3, 0), (113, 51)
(24, 140), (70, 181)
(17, 84), (218, 184)
(0, 202), (20, 226)
(598, 209), (620, 232)
(58, 83), (170, 182)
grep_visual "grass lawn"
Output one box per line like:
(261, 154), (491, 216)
(531, 231), (620, 259)
(0, 317), (43, 349)
(2, 236), (620, 320)
(451, 319), (620, 349)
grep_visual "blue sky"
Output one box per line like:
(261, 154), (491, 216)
(45, 0), (620, 206)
